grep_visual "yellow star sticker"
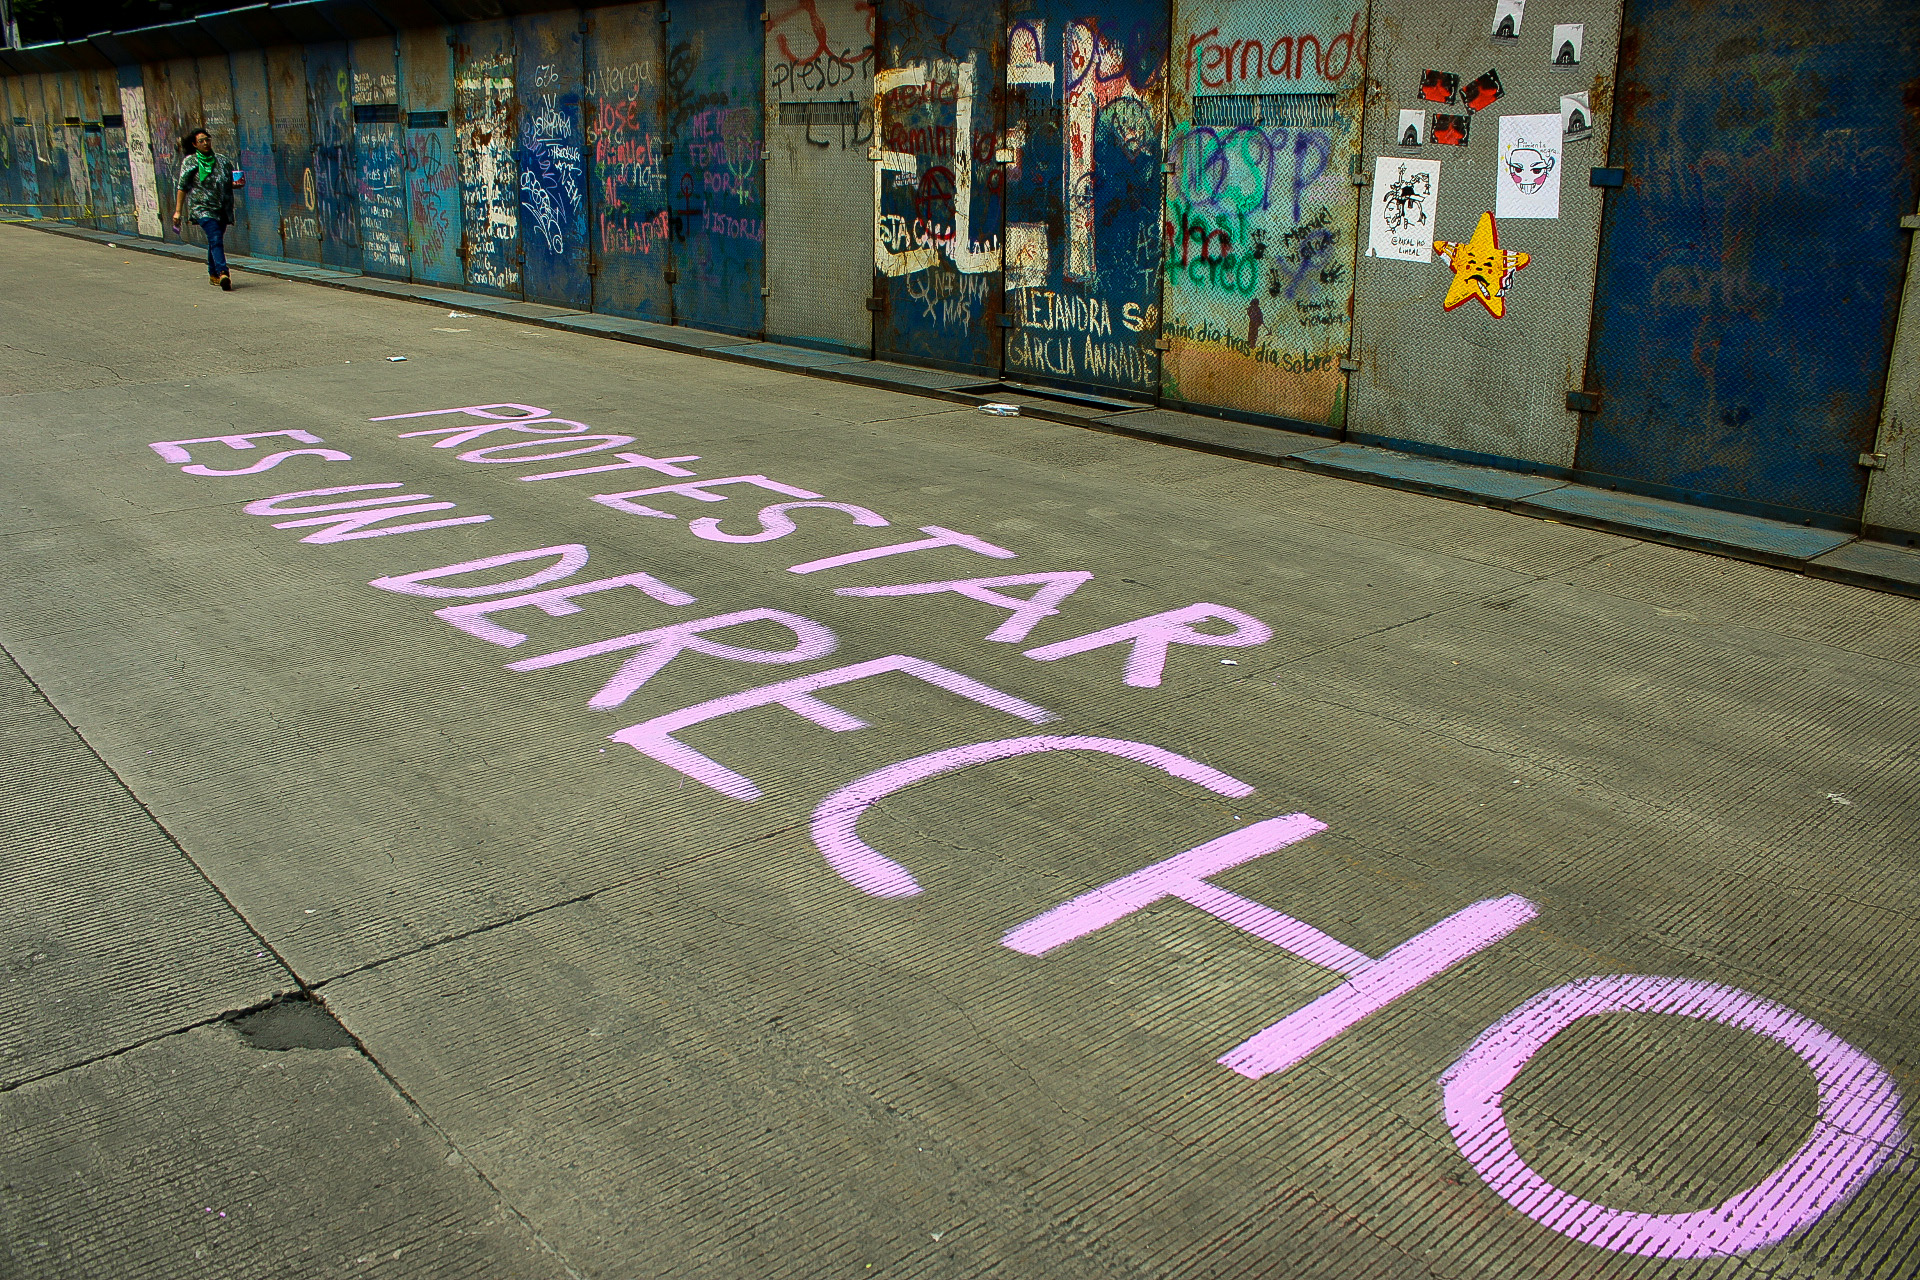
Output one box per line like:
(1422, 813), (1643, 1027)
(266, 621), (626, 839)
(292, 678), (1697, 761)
(1434, 212), (1529, 317)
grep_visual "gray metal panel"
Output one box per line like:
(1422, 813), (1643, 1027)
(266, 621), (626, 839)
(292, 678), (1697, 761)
(763, 0), (874, 354)
(1345, 0), (1620, 468)
(1863, 201), (1920, 540)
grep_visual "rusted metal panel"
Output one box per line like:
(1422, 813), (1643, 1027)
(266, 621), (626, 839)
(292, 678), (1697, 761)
(33, 75), (79, 225)
(353, 36), (409, 278)
(194, 55), (240, 248)
(143, 58), (204, 229)
(400, 26), (465, 285)
(266, 44), (321, 261)
(0, 78), (25, 218)
(306, 41), (362, 270)
(1161, 0), (1364, 429)
(1000, 0), (1167, 399)
(871, 0), (1004, 373)
(74, 71), (111, 231)
(1578, 0), (1919, 525)
(117, 72), (162, 237)
(585, 2), (671, 321)
(763, 0), (876, 353)
(515, 9), (592, 308)
(1346, 0), (1619, 470)
(454, 19), (522, 296)
(230, 49), (284, 258)
(666, 0), (766, 336)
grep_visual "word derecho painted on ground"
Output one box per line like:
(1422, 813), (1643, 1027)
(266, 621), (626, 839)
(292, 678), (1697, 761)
(146, 412), (1909, 1261)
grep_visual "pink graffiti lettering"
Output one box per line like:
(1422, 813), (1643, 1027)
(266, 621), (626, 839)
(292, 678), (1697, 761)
(834, 571), (1093, 643)
(509, 608), (837, 709)
(456, 434), (638, 463)
(369, 403), (550, 422)
(245, 484), (421, 515)
(1218, 896), (1539, 1077)
(370, 545), (591, 598)
(688, 500), (889, 544)
(593, 474), (825, 519)
(609, 655), (1057, 800)
(399, 418), (594, 450)
(814, 735), (1258, 898)
(183, 449), (354, 476)
(1442, 974), (1909, 1258)
(788, 526), (1017, 575)
(150, 430), (328, 465)
(520, 453), (701, 482)
(436, 571), (697, 647)
(1023, 603), (1272, 687)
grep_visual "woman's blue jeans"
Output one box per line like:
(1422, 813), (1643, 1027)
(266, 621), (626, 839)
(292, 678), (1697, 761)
(198, 217), (228, 278)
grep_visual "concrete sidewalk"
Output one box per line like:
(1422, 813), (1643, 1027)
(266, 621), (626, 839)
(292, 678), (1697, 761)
(23, 217), (1920, 601)
(3, 223), (1918, 1278)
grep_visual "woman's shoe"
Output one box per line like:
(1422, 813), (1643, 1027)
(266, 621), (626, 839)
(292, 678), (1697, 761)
(209, 274), (221, 286)
(219, 274), (232, 291)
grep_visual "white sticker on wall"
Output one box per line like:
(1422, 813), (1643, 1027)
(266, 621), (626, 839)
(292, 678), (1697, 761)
(1368, 156), (1441, 262)
(1395, 109), (1426, 147)
(1496, 113), (1562, 219)
(1561, 92), (1593, 142)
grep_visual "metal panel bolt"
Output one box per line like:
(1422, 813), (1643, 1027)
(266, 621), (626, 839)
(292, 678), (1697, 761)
(1859, 452), (1889, 470)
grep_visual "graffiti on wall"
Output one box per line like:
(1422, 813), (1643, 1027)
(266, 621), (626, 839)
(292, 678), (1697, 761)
(455, 42), (521, 292)
(521, 61), (586, 257)
(1161, 0), (1362, 424)
(359, 123), (409, 274)
(590, 56), (669, 258)
(119, 85), (162, 236)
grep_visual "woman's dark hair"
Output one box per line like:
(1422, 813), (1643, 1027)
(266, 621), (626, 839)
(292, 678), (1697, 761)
(177, 127), (210, 156)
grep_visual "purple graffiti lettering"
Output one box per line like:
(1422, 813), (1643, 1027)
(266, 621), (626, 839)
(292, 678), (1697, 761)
(1023, 602), (1272, 687)
(370, 545), (592, 599)
(436, 571), (697, 647)
(835, 571), (1094, 643)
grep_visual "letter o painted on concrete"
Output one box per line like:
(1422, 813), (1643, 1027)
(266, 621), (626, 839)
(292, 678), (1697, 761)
(1442, 973), (1908, 1258)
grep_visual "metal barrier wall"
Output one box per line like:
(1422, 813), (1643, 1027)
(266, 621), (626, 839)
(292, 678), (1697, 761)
(3, 0), (1914, 537)
(1577, 0), (1920, 527)
(1346, 0), (1620, 470)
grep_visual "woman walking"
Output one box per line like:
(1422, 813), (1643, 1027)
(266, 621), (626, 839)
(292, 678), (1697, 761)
(170, 127), (240, 290)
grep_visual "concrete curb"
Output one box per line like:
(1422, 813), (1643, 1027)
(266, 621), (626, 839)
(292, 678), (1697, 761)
(37, 220), (1920, 600)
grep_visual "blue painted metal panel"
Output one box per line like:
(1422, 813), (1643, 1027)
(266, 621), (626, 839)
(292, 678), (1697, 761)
(585, 4), (671, 322)
(306, 41), (362, 270)
(266, 45), (322, 261)
(0, 78), (31, 218)
(1579, 0), (1920, 524)
(667, 0), (765, 335)
(872, 0), (1004, 373)
(1001, 0), (1167, 399)
(515, 11), (592, 308)
(353, 37), (409, 279)
(453, 19), (522, 296)
(400, 27), (464, 286)
(230, 50), (284, 258)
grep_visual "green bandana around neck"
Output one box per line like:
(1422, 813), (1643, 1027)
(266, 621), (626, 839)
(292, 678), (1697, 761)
(193, 151), (214, 185)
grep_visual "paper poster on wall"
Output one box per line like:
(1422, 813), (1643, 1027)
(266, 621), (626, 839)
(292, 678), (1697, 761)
(1436, 211), (1530, 316)
(1420, 70), (1459, 104)
(1490, 0), (1524, 39)
(1368, 157), (1441, 262)
(1433, 114), (1470, 146)
(1462, 69), (1504, 111)
(1551, 24), (1584, 65)
(1396, 109), (1427, 147)
(1497, 113), (1562, 218)
(1561, 92), (1593, 142)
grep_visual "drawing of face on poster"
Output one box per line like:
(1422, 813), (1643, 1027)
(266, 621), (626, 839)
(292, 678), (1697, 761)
(1551, 24), (1584, 65)
(1432, 114), (1470, 146)
(1367, 156), (1442, 262)
(1396, 109), (1426, 147)
(1561, 92), (1593, 142)
(1490, 0), (1524, 40)
(1497, 113), (1563, 218)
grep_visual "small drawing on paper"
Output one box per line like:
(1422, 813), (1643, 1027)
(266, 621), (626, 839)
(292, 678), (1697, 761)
(1368, 157), (1441, 263)
(1561, 92), (1593, 143)
(1420, 70), (1459, 105)
(1496, 113), (1563, 219)
(1491, 0), (1524, 40)
(1551, 24), (1584, 65)
(1396, 109), (1426, 147)
(1433, 114), (1470, 146)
